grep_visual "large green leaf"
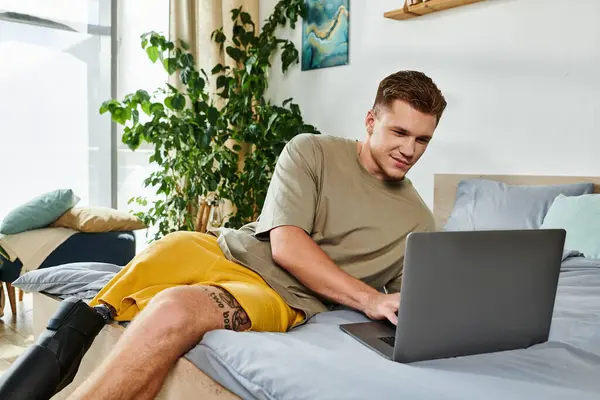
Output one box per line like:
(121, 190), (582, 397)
(181, 53), (194, 68)
(213, 30), (226, 45)
(189, 74), (206, 94)
(216, 75), (228, 89)
(207, 106), (219, 125)
(99, 99), (120, 114)
(212, 64), (227, 75)
(172, 94), (186, 110)
(164, 96), (173, 110)
(141, 101), (152, 115)
(225, 46), (244, 63)
(240, 12), (253, 26)
(146, 46), (159, 63)
(163, 58), (178, 75)
(245, 55), (257, 74)
(231, 7), (242, 21)
(135, 90), (151, 102)
(111, 107), (131, 125)
(150, 103), (164, 114)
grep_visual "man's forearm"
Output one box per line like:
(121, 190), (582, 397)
(270, 226), (379, 311)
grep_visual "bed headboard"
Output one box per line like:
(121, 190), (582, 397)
(433, 173), (600, 229)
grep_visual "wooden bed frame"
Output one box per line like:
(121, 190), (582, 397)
(32, 173), (600, 399)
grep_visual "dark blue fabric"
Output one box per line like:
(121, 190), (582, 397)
(40, 231), (136, 269)
(0, 256), (23, 283)
(0, 231), (136, 283)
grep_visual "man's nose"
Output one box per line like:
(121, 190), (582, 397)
(400, 138), (416, 158)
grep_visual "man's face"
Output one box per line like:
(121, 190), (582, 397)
(364, 100), (437, 181)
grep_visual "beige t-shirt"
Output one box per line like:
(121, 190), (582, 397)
(216, 133), (435, 321)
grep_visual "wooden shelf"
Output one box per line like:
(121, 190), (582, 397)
(384, 0), (486, 21)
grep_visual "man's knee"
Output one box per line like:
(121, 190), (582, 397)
(147, 286), (211, 336)
(147, 286), (250, 335)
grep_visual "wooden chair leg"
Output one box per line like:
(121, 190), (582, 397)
(5, 282), (17, 315)
(18, 289), (23, 302)
(0, 282), (4, 318)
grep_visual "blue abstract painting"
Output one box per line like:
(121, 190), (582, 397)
(302, 0), (350, 71)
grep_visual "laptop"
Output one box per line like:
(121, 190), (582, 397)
(340, 229), (566, 363)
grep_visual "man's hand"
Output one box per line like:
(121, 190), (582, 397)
(362, 293), (400, 325)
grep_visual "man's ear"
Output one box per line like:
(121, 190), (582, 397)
(365, 109), (376, 135)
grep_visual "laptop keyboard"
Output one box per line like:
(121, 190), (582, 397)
(379, 336), (395, 347)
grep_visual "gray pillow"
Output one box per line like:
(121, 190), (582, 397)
(443, 179), (594, 231)
(12, 262), (121, 298)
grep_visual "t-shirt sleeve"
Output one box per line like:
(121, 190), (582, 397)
(254, 134), (321, 239)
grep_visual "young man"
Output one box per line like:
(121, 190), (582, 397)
(0, 70), (446, 400)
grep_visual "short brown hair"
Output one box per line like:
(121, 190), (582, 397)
(373, 70), (447, 124)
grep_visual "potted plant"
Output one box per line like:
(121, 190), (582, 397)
(100, 0), (319, 241)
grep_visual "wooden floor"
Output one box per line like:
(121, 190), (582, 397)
(0, 289), (34, 375)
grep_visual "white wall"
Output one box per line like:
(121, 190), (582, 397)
(260, 0), (600, 208)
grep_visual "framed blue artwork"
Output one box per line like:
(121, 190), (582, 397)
(302, 0), (350, 71)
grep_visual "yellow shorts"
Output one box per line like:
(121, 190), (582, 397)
(89, 231), (305, 332)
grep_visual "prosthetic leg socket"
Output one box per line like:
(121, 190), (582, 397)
(0, 297), (107, 400)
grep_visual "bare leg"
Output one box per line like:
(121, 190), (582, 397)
(69, 285), (251, 400)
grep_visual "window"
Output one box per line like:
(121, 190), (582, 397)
(0, 0), (170, 249)
(0, 0), (115, 219)
(116, 0), (169, 247)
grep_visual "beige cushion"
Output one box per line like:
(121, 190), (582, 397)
(51, 207), (146, 233)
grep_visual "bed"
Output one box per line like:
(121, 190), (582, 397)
(26, 173), (600, 400)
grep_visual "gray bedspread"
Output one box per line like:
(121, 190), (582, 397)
(185, 263), (600, 400)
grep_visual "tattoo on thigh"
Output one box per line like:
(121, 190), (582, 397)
(219, 292), (236, 308)
(208, 289), (250, 331)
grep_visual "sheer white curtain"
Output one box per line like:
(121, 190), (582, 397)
(116, 0), (169, 249)
(0, 0), (112, 220)
(169, 0), (259, 97)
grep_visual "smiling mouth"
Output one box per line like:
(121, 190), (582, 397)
(390, 156), (410, 169)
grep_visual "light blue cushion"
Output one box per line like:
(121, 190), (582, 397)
(0, 189), (80, 234)
(443, 179), (594, 231)
(541, 194), (600, 260)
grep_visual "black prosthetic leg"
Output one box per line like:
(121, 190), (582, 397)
(0, 297), (109, 400)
